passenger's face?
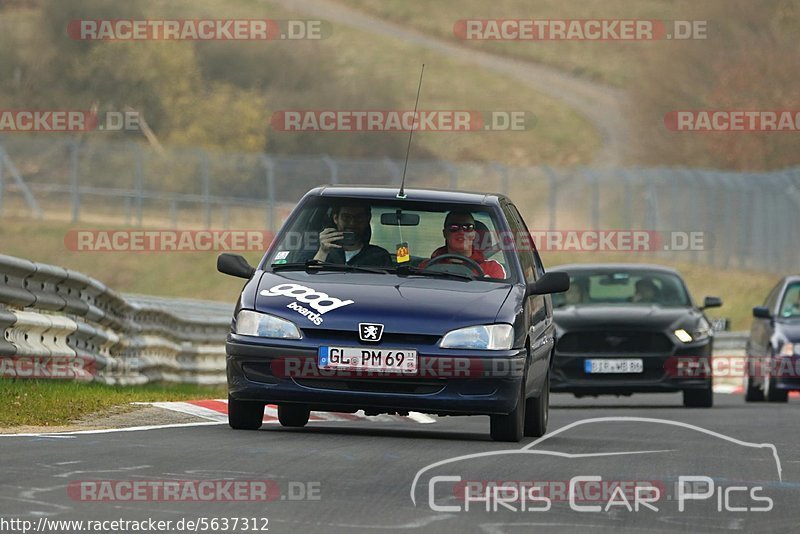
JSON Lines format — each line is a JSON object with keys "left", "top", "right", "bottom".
{"left": 565, "top": 285, "right": 583, "bottom": 304}
{"left": 443, "top": 215, "right": 476, "bottom": 254}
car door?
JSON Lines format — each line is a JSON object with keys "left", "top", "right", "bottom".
{"left": 749, "top": 281, "right": 782, "bottom": 358}
{"left": 502, "top": 201, "right": 552, "bottom": 395}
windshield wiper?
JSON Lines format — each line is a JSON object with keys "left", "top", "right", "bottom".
{"left": 392, "top": 264, "right": 473, "bottom": 281}
{"left": 271, "top": 260, "right": 387, "bottom": 274}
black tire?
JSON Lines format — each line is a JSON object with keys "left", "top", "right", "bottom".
{"left": 524, "top": 372, "right": 549, "bottom": 438}
{"left": 228, "top": 395, "right": 265, "bottom": 430}
{"left": 683, "top": 383, "right": 713, "bottom": 408}
{"left": 765, "top": 373, "right": 789, "bottom": 403}
{"left": 490, "top": 379, "right": 525, "bottom": 442}
{"left": 744, "top": 372, "right": 764, "bottom": 402}
{"left": 278, "top": 404, "right": 310, "bottom": 427}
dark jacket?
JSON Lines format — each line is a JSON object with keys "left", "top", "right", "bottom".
{"left": 326, "top": 244, "right": 393, "bottom": 267}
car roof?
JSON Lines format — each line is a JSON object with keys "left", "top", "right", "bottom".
{"left": 306, "top": 185, "right": 506, "bottom": 206}
{"left": 551, "top": 263, "right": 682, "bottom": 276}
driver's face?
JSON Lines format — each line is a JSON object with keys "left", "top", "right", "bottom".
{"left": 443, "top": 215, "right": 476, "bottom": 255}
{"left": 333, "top": 207, "right": 370, "bottom": 241}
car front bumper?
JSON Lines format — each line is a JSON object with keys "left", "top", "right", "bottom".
{"left": 550, "top": 341, "right": 713, "bottom": 394}
{"left": 226, "top": 335, "right": 527, "bottom": 416}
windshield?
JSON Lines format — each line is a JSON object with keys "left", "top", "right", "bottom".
{"left": 552, "top": 269, "right": 691, "bottom": 308}
{"left": 779, "top": 283, "right": 800, "bottom": 318}
{"left": 262, "top": 197, "right": 514, "bottom": 282}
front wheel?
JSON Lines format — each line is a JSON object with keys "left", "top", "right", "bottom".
{"left": 278, "top": 404, "right": 310, "bottom": 427}
{"left": 490, "top": 380, "right": 525, "bottom": 442}
{"left": 744, "top": 371, "right": 764, "bottom": 402}
{"left": 683, "top": 383, "right": 713, "bottom": 408}
{"left": 524, "top": 372, "right": 549, "bottom": 437}
{"left": 764, "top": 370, "right": 789, "bottom": 403}
{"left": 228, "top": 395, "right": 265, "bottom": 430}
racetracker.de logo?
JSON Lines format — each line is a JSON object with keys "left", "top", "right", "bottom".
{"left": 453, "top": 19, "right": 707, "bottom": 40}
{"left": 67, "top": 19, "right": 329, "bottom": 40}
{"left": 0, "top": 356, "right": 96, "bottom": 379}
{"left": 271, "top": 110, "right": 533, "bottom": 132}
{"left": 664, "top": 110, "right": 800, "bottom": 132}
{"left": 64, "top": 230, "right": 274, "bottom": 252}
{"left": 0, "top": 110, "right": 139, "bottom": 132}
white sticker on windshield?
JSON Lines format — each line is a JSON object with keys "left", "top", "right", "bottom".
{"left": 275, "top": 251, "right": 289, "bottom": 260}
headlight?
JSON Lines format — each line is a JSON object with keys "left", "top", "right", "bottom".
{"left": 673, "top": 329, "right": 693, "bottom": 343}
{"left": 235, "top": 310, "right": 301, "bottom": 339}
{"left": 778, "top": 343, "right": 797, "bottom": 357}
{"left": 674, "top": 319, "right": 713, "bottom": 344}
{"left": 440, "top": 324, "right": 514, "bottom": 350}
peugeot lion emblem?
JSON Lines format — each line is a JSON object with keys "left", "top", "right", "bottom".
{"left": 359, "top": 323, "right": 384, "bottom": 342}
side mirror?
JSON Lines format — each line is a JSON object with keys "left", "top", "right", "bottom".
{"left": 752, "top": 306, "right": 771, "bottom": 320}
{"left": 217, "top": 253, "right": 255, "bottom": 279}
{"left": 527, "top": 272, "right": 570, "bottom": 296}
{"left": 701, "top": 296, "right": 722, "bottom": 310}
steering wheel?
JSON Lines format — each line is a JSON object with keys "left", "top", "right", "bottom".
{"left": 424, "top": 253, "right": 485, "bottom": 278}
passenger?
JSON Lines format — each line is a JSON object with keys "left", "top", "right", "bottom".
{"left": 314, "top": 205, "right": 392, "bottom": 267}
{"left": 420, "top": 210, "right": 506, "bottom": 278}
{"left": 564, "top": 279, "right": 587, "bottom": 305}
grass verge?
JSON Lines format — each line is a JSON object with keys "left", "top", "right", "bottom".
{"left": 0, "top": 380, "right": 226, "bottom": 428}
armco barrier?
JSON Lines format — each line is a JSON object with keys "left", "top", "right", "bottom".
{"left": 0, "top": 254, "right": 231, "bottom": 385}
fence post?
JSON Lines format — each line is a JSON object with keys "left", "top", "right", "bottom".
{"left": 542, "top": 166, "right": 558, "bottom": 230}
{"left": 384, "top": 157, "right": 401, "bottom": 185}
{"left": 322, "top": 155, "right": 338, "bottom": 185}
{"left": 169, "top": 199, "right": 178, "bottom": 228}
{"left": 0, "top": 146, "right": 4, "bottom": 216}
{"left": 490, "top": 162, "right": 508, "bottom": 196}
{"left": 445, "top": 161, "right": 458, "bottom": 190}
{"left": 133, "top": 143, "right": 144, "bottom": 227}
{"left": 584, "top": 169, "right": 600, "bottom": 230}
{"left": 70, "top": 140, "right": 80, "bottom": 223}
{"left": 199, "top": 150, "right": 211, "bottom": 229}
{"left": 621, "top": 169, "right": 633, "bottom": 230}
{"left": 261, "top": 155, "right": 276, "bottom": 232}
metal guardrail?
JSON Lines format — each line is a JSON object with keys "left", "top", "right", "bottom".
{"left": 0, "top": 254, "right": 232, "bottom": 385}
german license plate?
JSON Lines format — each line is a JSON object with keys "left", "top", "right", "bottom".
{"left": 319, "top": 346, "right": 418, "bottom": 373}
{"left": 585, "top": 359, "right": 644, "bottom": 374}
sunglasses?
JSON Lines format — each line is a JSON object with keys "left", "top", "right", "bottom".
{"left": 445, "top": 223, "right": 476, "bottom": 233}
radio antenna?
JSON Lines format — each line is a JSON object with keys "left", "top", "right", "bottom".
{"left": 398, "top": 63, "right": 425, "bottom": 199}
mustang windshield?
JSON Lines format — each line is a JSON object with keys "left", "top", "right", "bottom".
{"left": 553, "top": 269, "right": 691, "bottom": 308}
{"left": 263, "top": 198, "right": 514, "bottom": 281}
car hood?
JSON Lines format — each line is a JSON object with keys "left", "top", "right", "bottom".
{"left": 554, "top": 304, "right": 700, "bottom": 331}
{"left": 251, "top": 272, "right": 513, "bottom": 335}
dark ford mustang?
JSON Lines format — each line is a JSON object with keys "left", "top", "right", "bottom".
{"left": 550, "top": 264, "right": 722, "bottom": 407}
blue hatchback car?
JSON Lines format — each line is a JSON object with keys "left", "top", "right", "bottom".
{"left": 218, "top": 186, "right": 568, "bottom": 441}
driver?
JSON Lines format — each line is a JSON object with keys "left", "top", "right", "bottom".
{"left": 632, "top": 278, "right": 659, "bottom": 303}
{"left": 313, "top": 204, "right": 392, "bottom": 267}
{"left": 420, "top": 210, "right": 506, "bottom": 278}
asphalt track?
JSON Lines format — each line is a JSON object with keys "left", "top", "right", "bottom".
{"left": 1, "top": 393, "right": 798, "bottom": 533}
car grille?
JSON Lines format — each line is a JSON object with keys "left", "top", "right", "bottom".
{"left": 294, "top": 377, "right": 446, "bottom": 395}
{"left": 301, "top": 329, "right": 440, "bottom": 346}
{"left": 557, "top": 331, "right": 674, "bottom": 354}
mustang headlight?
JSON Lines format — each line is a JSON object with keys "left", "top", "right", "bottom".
{"left": 674, "top": 318, "right": 713, "bottom": 344}
{"left": 778, "top": 343, "right": 797, "bottom": 357}
{"left": 235, "top": 310, "right": 301, "bottom": 339}
{"left": 440, "top": 324, "right": 514, "bottom": 350}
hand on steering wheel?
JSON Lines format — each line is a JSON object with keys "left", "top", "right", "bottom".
{"left": 424, "top": 253, "right": 486, "bottom": 277}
